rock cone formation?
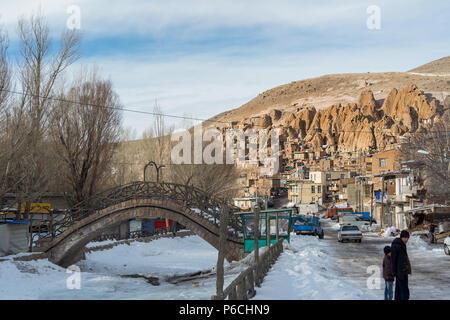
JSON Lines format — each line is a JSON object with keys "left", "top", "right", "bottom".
{"left": 225, "top": 83, "right": 445, "bottom": 153}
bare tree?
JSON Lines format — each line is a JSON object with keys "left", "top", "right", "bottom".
{"left": 402, "top": 118, "right": 450, "bottom": 204}
{"left": 50, "top": 72, "right": 122, "bottom": 205}
{"left": 11, "top": 12, "right": 80, "bottom": 217}
{"left": 0, "top": 27, "right": 29, "bottom": 212}
{"left": 170, "top": 163, "right": 239, "bottom": 199}
{"left": 0, "top": 27, "right": 10, "bottom": 112}
{"left": 0, "top": 26, "right": 11, "bottom": 198}
{"left": 140, "top": 101, "right": 174, "bottom": 181}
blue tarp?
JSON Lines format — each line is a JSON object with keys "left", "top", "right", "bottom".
{"left": 353, "top": 212, "right": 371, "bottom": 219}
{"left": 0, "top": 220, "right": 30, "bottom": 224}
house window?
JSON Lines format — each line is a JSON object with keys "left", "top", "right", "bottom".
{"left": 318, "top": 185, "right": 321, "bottom": 193}
{"left": 311, "top": 185, "right": 315, "bottom": 193}
{"left": 379, "top": 158, "right": 387, "bottom": 168}
{"left": 340, "top": 174, "right": 345, "bottom": 179}
{"left": 326, "top": 173, "right": 331, "bottom": 180}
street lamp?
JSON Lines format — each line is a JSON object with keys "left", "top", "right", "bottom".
{"left": 144, "top": 161, "right": 165, "bottom": 183}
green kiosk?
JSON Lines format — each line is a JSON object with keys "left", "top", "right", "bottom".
{"left": 238, "top": 208, "right": 293, "bottom": 253}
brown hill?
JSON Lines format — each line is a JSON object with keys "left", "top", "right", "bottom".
{"left": 209, "top": 57, "right": 450, "bottom": 128}
{"left": 408, "top": 56, "right": 450, "bottom": 74}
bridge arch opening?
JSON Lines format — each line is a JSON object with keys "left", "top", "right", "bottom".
{"left": 46, "top": 198, "right": 244, "bottom": 268}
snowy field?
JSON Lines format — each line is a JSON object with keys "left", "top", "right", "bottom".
{"left": 0, "top": 235, "right": 245, "bottom": 300}
{"left": 1, "top": 223, "right": 448, "bottom": 300}
{"left": 254, "top": 219, "right": 450, "bottom": 300}
{"left": 253, "top": 235, "right": 378, "bottom": 300}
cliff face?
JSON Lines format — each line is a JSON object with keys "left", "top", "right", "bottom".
{"left": 230, "top": 83, "right": 445, "bottom": 153}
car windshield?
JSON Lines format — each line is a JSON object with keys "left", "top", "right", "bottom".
{"left": 342, "top": 226, "right": 359, "bottom": 231}
{"left": 294, "top": 215, "right": 313, "bottom": 223}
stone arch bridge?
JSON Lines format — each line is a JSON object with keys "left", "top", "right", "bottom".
{"left": 43, "top": 181, "right": 244, "bottom": 267}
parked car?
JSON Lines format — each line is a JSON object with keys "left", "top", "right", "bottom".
{"left": 358, "top": 216, "right": 377, "bottom": 224}
{"left": 444, "top": 236, "right": 450, "bottom": 255}
{"left": 338, "top": 225, "right": 363, "bottom": 243}
{"left": 292, "top": 214, "right": 324, "bottom": 239}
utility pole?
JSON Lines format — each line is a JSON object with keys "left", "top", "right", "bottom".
{"left": 254, "top": 206, "right": 260, "bottom": 266}
{"left": 370, "top": 182, "right": 374, "bottom": 227}
{"left": 380, "top": 176, "right": 385, "bottom": 229}
{"left": 275, "top": 212, "right": 279, "bottom": 242}
{"left": 214, "top": 204, "right": 229, "bottom": 299}
{"left": 255, "top": 174, "right": 258, "bottom": 209}
{"left": 361, "top": 177, "right": 365, "bottom": 213}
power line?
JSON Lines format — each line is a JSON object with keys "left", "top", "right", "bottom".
{"left": 1, "top": 88, "right": 448, "bottom": 134}
{"left": 1, "top": 88, "right": 231, "bottom": 125}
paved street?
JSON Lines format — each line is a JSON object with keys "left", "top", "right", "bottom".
{"left": 320, "top": 219, "right": 450, "bottom": 300}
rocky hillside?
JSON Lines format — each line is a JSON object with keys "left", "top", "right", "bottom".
{"left": 280, "top": 83, "right": 446, "bottom": 153}
{"left": 216, "top": 83, "right": 447, "bottom": 153}
{"left": 207, "top": 57, "right": 450, "bottom": 153}
{"left": 209, "top": 57, "right": 450, "bottom": 127}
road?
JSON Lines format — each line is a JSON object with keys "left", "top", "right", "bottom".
{"left": 320, "top": 219, "right": 450, "bottom": 299}
{"left": 272, "top": 193, "right": 290, "bottom": 209}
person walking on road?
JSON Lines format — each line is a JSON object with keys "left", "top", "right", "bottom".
{"left": 382, "top": 246, "right": 394, "bottom": 300}
{"left": 429, "top": 223, "right": 436, "bottom": 244}
{"left": 390, "top": 230, "right": 411, "bottom": 300}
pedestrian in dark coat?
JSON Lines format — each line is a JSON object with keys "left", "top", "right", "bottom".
{"left": 383, "top": 246, "right": 394, "bottom": 300}
{"left": 390, "top": 230, "right": 411, "bottom": 300}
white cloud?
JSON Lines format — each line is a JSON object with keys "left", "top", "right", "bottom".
{"left": 2, "top": 0, "right": 449, "bottom": 137}
{"left": 1, "top": 1, "right": 364, "bottom": 36}
{"left": 79, "top": 38, "right": 450, "bottom": 137}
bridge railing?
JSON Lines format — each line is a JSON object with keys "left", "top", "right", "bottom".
{"left": 212, "top": 240, "right": 284, "bottom": 300}
{"left": 37, "top": 181, "right": 243, "bottom": 244}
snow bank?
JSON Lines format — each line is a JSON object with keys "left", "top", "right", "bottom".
{"left": 360, "top": 224, "right": 380, "bottom": 233}
{"left": 0, "top": 235, "right": 223, "bottom": 299}
{"left": 86, "top": 239, "right": 119, "bottom": 248}
{"left": 330, "top": 221, "right": 341, "bottom": 230}
{"left": 0, "top": 259, "right": 69, "bottom": 299}
{"left": 383, "top": 226, "right": 398, "bottom": 238}
{"left": 407, "top": 236, "right": 431, "bottom": 251}
{"left": 253, "top": 235, "right": 377, "bottom": 300}
{"left": 79, "top": 235, "right": 220, "bottom": 276}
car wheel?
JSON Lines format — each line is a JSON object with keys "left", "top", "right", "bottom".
{"left": 445, "top": 244, "right": 450, "bottom": 256}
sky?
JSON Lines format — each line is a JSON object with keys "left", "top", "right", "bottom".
{"left": 1, "top": 0, "right": 449, "bottom": 137}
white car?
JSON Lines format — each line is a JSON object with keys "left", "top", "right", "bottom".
{"left": 445, "top": 236, "right": 450, "bottom": 255}
{"left": 338, "top": 225, "right": 363, "bottom": 243}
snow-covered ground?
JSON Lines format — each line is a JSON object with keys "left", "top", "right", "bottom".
{"left": 254, "top": 219, "right": 450, "bottom": 300}
{"left": 1, "top": 221, "right": 448, "bottom": 300}
{"left": 0, "top": 235, "right": 245, "bottom": 300}
{"left": 253, "top": 235, "right": 378, "bottom": 300}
